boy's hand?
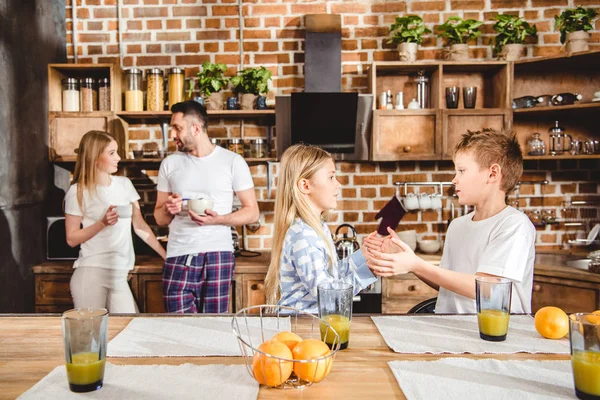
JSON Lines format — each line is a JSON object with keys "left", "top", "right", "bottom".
{"left": 363, "top": 228, "right": 403, "bottom": 254}
{"left": 367, "top": 227, "right": 419, "bottom": 277}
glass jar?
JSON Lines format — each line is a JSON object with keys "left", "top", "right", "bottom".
{"left": 146, "top": 68, "right": 164, "bottom": 112}
{"left": 124, "top": 68, "right": 143, "bottom": 111}
{"left": 80, "top": 78, "right": 97, "bottom": 112}
{"left": 210, "top": 138, "right": 222, "bottom": 147}
{"left": 249, "top": 139, "right": 268, "bottom": 158}
{"left": 61, "top": 78, "right": 80, "bottom": 112}
{"left": 228, "top": 138, "right": 244, "bottom": 156}
{"left": 98, "top": 78, "right": 111, "bottom": 111}
{"left": 413, "top": 70, "right": 429, "bottom": 109}
{"left": 527, "top": 133, "right": 546, "bottom": 156}
{"left": 168, "top": 67, "right": 185, "bottom": 108}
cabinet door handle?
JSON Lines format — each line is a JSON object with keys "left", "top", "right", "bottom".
{"left": 403, "top": 146, "right": 412, "bottom": 153}
{"left": 251, "top": 283, "right": 264, "bottom": 291}
{"left": 533, "top": 284, "right": 541, "bottom": 292}
{"left": 408, "top": 285, "right": 417, "bottom": 292}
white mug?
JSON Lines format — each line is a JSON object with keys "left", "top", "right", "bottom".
{"left": 430, "top": 195, "right": 443, "bottom": 210}
{"left": 418, "top": 193, "right": 432, "bottom": 210}
{"left": 404, "top": 193, "right": 420, "bottom": 211}
{"left": 188, "top": 198, "right": 214, "bottom": 216}
{"left": 115, "top": 204, "right": 132, "bottom": 218}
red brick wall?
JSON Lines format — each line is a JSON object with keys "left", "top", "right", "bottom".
{"left": 66, "top": 0, "right": 600, "bottom": 251}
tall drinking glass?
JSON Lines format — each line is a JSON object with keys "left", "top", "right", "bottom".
{"left": 569, "top": 313, "right": 600, "bottom": 400}
{"left": 317, "top": 282, "right": 353, "bottom": 350}
{"left": 475, "top": 277, "right": 512, "bottom": 341}
{"left": 62, "top": 308, "right": 108, "bottom": 393}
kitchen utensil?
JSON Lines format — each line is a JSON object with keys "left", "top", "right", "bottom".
{"left": 417, "top": 239, "right": 441, "bottom": 254}
{"left": 551, "top": 92, "right": 582, "bottom": 106}
{"left": 188, "top": 198, "right": 214, "bottom": 216}
{"left": 512, "top": 95, "right": 541, "bottom": 109}
{"left": 403, "top": 193, "right": 419, "bottom": 210}
{"left": 475, "top": 277, "right": 512, "bottom": 342}
{"left": 413, "top": 70, "right": 429, "bottom": 108}
{"left": 570, "top": 139, "right": 582, "bottom": 155}
{"left": 569, "top": 313, "right": 600, "bottom": 399}
{"left": 527, "top": 133, "right": 546, "bottom": 156}
{"left": 334, "top": 224, "right": 360, "bottom": 260}
{"left": 463, "top": 87, "right": 477, "bottom": 109}
{"left": 586, "top": 223, "right": 600, "bottom": 246}
{"left": 548, "top": 121, "right": 572, "bottom": 155}
{"left": 445, "top": 87, "right": 459, "bottom": 109}
{"left": 407, "top": 98, "right": 420, "bottom": 109}
{"left": 396, "top": 230, "right": 417, "bottom": 251}
{"left": 395, "top": 91, "right": 404, "bottom": 109}
{"left": 418, "top": 193, "right": 432, "bottom": 210}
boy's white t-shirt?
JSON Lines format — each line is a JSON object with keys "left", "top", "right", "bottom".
{"left": 435, "top": 206, "right": 536, "bottom": 314}
{"left": 156, "top": 146, "right": 254, "bottom": 258}
{"left": 64, "top": 176, "right": 140, "bottom": 270}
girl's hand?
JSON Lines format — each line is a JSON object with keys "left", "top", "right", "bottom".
{"left": 101, "top": 205, "right": 118, "bottom": 227}
{"left": 367, "top": 227, "right": 419, "bottom": 277}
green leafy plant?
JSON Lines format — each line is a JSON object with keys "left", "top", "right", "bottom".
{"left": 554, "top": 6, "right": 598, "bottom": 44}
{"left": 492, "top": 14, "right": 537, "bottom": 55}
{"left": 195, "top": 61, "right": 229, "bottom": 97}
{"left": 437, "top": 16, "right": 482, "bottom": 45}
{"left": 387, "top": 15, "right": 432, "bottom": 45}
{"left": 230, "top": 66, "right": 272, "bottom": 95}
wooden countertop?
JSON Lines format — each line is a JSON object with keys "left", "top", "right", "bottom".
{"left": 33, "top": 251, "right": 600, "bottom": 284}
{"left": 0, "top": 315, "right": 569, "bottom": 400}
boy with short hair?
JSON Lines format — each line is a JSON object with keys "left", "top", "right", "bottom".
{"left": 366, "top": 129, "right": 536, "bottom": 313}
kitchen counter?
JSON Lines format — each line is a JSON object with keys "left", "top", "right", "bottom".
{"left": 0, "top": 314, "right": 570, "bottom": 400}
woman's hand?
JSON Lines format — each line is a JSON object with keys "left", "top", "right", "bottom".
{"left": 101, "top": 205, "right": 118, "bottom": 227}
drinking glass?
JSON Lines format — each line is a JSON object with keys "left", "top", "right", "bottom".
{"left": 475, "top": 277, "right": 512, "bottom": 341}
{"left": 463, "top": 87, "right": 477, "bottom": 109}
{"left": 62, "top": 308, "right": 108, "bottom": 393}
{"left": 445, "top": 87, "right": 459, "bottom": 109}
{"left": 569, "top": 313, "right": 600, "bottom": 400}
{"left": 317, "top": 282, "right": 353, "bottom": 350}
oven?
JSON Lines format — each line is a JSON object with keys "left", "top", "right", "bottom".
{"left": 353, "top": 277, "right": 382, "bottom": 314}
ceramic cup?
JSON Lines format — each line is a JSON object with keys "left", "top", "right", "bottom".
{"left": 188, "top": 198, "right": 214, "bottom": 216}
{"left": 463, "top": 87, "right": 477, "bottom": 109}
{"left": 115, "top": 204, "right": 132, "bottom": 218}
{"left": 418, "top": 193, "right": 432, "bottom": 210}
{"left": 445, "top": 87, "right": 459, "bottom": 109}
{"left": 430, "top": 195, "right": 443, "bottom": 210}
{"left": 396, "top": 230, "right": 417, "bottom": 251}
{"left": 404, "top": 193, "right": 420, "bottom": 211}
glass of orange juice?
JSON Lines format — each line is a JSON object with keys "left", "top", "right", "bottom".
{"left": 62, "top": 308, "right": 108, "bottom": 392}
{"left": 569, "top": 313, "right": 600, "bottom": 400}
{"left": 317, "top": 282, "right": 352, "bottom": 350}
{"left": 475, "top": 277, "right": 512, "bottom": 342}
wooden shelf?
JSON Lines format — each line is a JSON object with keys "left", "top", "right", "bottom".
{"left": 523, "top": 154, "right": 600, "bottom": 160}
{"left": 48, "top": 111, "right": 114, "bottom": 118}
{"left": 514, "top": 102, "right": 600, "bottom": 113}
{"left": 117, "top": 109, "right": 275, "bottom": 124}
{"left": 53, "top": 156, "right": 276, "bottom": 164}
{"left": 374, "top": 109, "right": 437, "bottom": 116}
{"left": 444, "top": 108, "right": 511, "bottom": 115}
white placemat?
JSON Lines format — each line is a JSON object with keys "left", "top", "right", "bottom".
{"left": 18, "top": 363, "right": 259, "bottom": 400}
{"left": 108, "top": 317, "right": 290, "bottom": 357}
{"left": 389, "top": 358, "right": 573, "bottom": 400}
{"left": 372, "top": 315, "right": 569, "bottom": 354}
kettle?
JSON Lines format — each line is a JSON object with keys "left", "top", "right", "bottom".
{"left": 334, "top": 224, "right": 360, "bottom": 259}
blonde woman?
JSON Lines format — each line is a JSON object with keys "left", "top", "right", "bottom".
{"left": 264, "top": 144, "right": 381, "bottom": 313}
{"left": 65, "top": 130, "right": 166, "bottom": 312}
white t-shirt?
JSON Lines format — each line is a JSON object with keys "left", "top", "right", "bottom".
{"left": 435, "top": 206, "right": 536, "bottom": 314}
{"left": 157, "top": 146, "right": 254, "bottom": 257}
{"left": 64, "top": 176, "right": 141, "bottom": 270}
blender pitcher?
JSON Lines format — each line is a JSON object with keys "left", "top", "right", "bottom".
{"left": 548, "top": 121, "right": 572, "bottom": 155}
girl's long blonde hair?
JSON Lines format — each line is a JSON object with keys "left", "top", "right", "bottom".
{"left": 72, "top": 130, "right": 116, "bottom": 210}
{"left": 264, "top": 144, "right": 338, "bottom": 305}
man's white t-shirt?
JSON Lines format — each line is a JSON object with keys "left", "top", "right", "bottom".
{"left": 157, "top": 146, "right": 254, "bottom": 258}
{"left": 435, "top": 206, "right": 536, "bottom": 314}
{"left": 64, "top": 176, "right": 141, "bottom": 270}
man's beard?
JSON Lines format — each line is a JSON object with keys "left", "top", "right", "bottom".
{"left": 177, "top": 131, "right": 196, "bottom": 152}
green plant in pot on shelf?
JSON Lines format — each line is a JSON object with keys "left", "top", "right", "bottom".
{"left": 555, "top": 6, "right": 598, "bottom": 53}
{"left": 437, "top": 16, "right": 482, "bottom": 60}
{"left": 492, "top": 14, "right": 537, "bottom": 61}
{"left": 387, "top": 15, "right": 431, "bottom": 62}
{"left": 195, "top": 61, "right": 229, "bottom": 110}
{"left": 230, "top": 66, "right": 272, "bottom": 110}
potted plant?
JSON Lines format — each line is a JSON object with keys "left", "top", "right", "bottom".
{"left": 230, "top": 66, "right": 272, "bottom": 110}
{"left": 492, "top": 14, "right": 537, "bottom": 61}
{"left": 555, "top": 6, "right": 598, "bottom": 53}
{"left": 437, "top": 16, "right": 483, "bottom": 60}
{"left": 387, "top": 15, "right": 431, "bottom": 62}
{"left": 196, "top": 61, "right": 229, "bottom": 110}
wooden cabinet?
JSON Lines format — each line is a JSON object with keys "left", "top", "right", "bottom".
{"left": 382, "top": 274, "right": 439, "bottom": 314}
{"left": 234, "top": 273, "right": 267, "bottom": 314}
{"left": 442, "top": 109, "right": 511, "bottom": 157}
{"left": 531, "top": 276, "right": 599, "bottom": 314}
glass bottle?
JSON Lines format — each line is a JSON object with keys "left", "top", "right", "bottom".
{"left": 168, "top": 67, "right": 185, "bottom": 108}
{"left": 527, "top": 133, "right": 546, "bottom": 156}
{"left": 124, "top": 68, "right": 143, "bottom": 111}
{"left": 512, "top": 96, "right": 542, "bottom": 109}
{"left": 80, "top": 78, "right": 97, "bottom": 112}
{"left": 228, "top": 138, "right": 244, "bottom": 156}
{"left": 146, "top": 68, "right": 164, "bottom": 112}
{"left": 98, "top": 78, "right": 111, "bottom": 111}
{"left": 551, "top": 92, "right": 583, "bottom": 106}
{"left": 413, "top": 70, "right": 429, "bottom": 109}
{"left": 61, "top": 78, "right": 80, "bottom": 112}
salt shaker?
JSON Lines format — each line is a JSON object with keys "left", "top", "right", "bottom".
{"left": 395, "top": 92, "right": 404, "bottom": 109}
{"left": 386, "top": 90, "right": 393, "bottom": 110}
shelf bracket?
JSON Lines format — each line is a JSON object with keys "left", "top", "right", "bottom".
{"left": 161, "top": 122, "right": 169, "bottom": 153}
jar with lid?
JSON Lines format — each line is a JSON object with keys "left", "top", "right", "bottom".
{"left": 210, "top": 138, "right": 222, "bottom": 147}
{"left": 61, "top": 78, "right": 80, "bottom": 112}
{"left": 228, "top": 138, "right": 244, "bottom": 156}
{"left": 413, "top": 70, "right": 429, "bottom": 109}
{"left": 168, "top": 67, "right": 185, "bottom": 108}
{"left": 80, "top": 78, "right": 98, "bottom": 112}
{"left": 248, "top": 139, "right": 268, "bottom": 158}
{"left": 548, "top": 120, "right": 572, "bottom": 155}
{"left": 527, "top": 133, "right": 546, "bottom": 156}
{"left": 124, "top": 68, "right": 143, "bottom": 111}
{"left": 146, "top": 68, "right": 165, "bottom": 112}
{"left": 98, "top": 78, "right": 111, "bottom": 111}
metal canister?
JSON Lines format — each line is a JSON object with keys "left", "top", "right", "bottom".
{"left": 395, "top": 92, "right": 404, "bottom": 109}
{"left": 379, "top": 92, "right": 388, "bottom": 110}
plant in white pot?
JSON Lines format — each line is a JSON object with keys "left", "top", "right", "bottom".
{"left": 437, "top": 16, "right": 482, "bottom": 61}
{"left": 230, "top": 66, "right": 272, "bottom": 110}
{"left": 492, "top": 14, "right": 537, "bottom": 61}
{"left": 196, "top": 61, "right": 229, "bottom": 110}
{"left": 555, "top": 6, "right": 598, "bottom": 53}
{"left": 387, "top": 15, "right": 431, "bottom": 62}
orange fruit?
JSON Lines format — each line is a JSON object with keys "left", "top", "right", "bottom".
{"left": 292, "top": 339, "right": 333, "bottom": 383}
{"left": 586, "top": 310, "right": 600, "bottom": 325}
{"left": 271, "top": 331, "right": 303, "bottom": 352}
{"left": 251, "top": 339, "right": 293, "bottom": 386}
{"left": 534, "top": 306, "right": 569, "bottom": 339}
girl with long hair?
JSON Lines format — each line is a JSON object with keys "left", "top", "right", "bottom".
{"left": 264, "top": 144, "right": 381, "bottom": 313}
{"left": 65, "top": 130, "right": 166, "bottom": 312}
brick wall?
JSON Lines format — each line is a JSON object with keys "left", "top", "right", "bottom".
{"left": 66, "top": 0, "right": 600, "bottom": 251}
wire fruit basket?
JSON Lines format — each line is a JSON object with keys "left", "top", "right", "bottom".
{"left": 231, "top": 305, "right": 341, "bottom": 389}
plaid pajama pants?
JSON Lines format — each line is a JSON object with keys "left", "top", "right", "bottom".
{"left": 162, "top": 251, "right": 235, "bottom": 313}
